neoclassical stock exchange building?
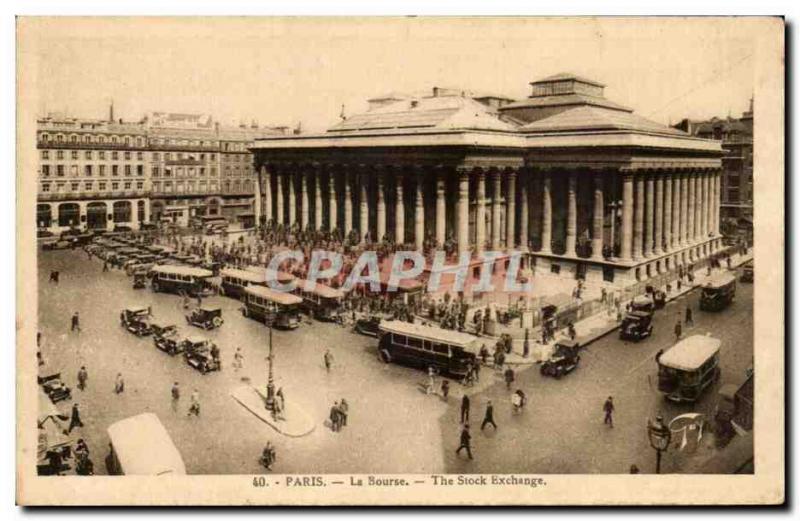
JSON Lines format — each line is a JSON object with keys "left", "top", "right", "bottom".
{"left": 250, "top": 74, "right": 724, "bottom": 288}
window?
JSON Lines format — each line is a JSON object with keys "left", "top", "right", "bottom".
{"left": 84, "top": 165, "right": 93, "bottom": 176}
{"left": 99, "top": 165, "right": 106, "bottom": 176}
{"left": 98, "top": 136, "right": 105, "bottom": 144}
{"left": 99, "top": 181, "right": 107, "bottom": 191}
{"left": 41, "top": 150, "right": 49, "bottom": 160}
{"left": 136, "top": 165, "right": 143, "bottom": 176}
{"left": 152, "top": 182, "right": 161, "bottom": 192}
{"left": 211, "top": 167, "right": 217, "bottom": 177}
{"left": 56, "top": 135, "right": 64, "bottom": 143}
{"left": 165, "top": 152, "right": 171, "bottom": 160}
{"left": 70, "top": 182, "right": 79, "bottom": 191}
{"left": 210, "top": 154, "right": 216, "bottom": 161}
{"left": 124, "top": 137, "right": 130, "bottom": 146}
{"left": 99, "top": 151, "right": 105, "bottom": 160}
{"left": 152, "top": 167, "right": 160, "bottom": 177}
{"left": 56, "top": 150, "right": 64, "bottom": 160}
{"left": 124, "top": 151, "right": 131, "bottom": 160}
{"left": 111, "top": 181, "right": 119, "bottom": 190}
{"left": 84, "top": 181, "right": 93, "bottom": 191}
{"left": 56, "top": 165, "right": 64, "bottom": 177}
{"left": 85, "top": 150, "right": 92, "bottom": 160}
{"left": 136, "top": 181, "right": 144, "bottom": 190}
{"left": 137, "top": 152, "right": 143, "bottom": 160}
{"left": 42, "top": 165, "right": 50, "bottom": 177}
{"left": 200, "top": 167, "right": 206, "bottom": 176}
{"left": 153, "top": 152, "right": 160, "bottom": 161}
{"left": 112, "top": 165, "right": 119, "bottom": 176}
{"left": 124, "top": 181, "right": 132, "bottom": 190}
{"left": 70, "top": 165, "right": 78, "bottom": 176}
{"left": 70, "top": 135, "right": 77, "bottom": 143}
{"left": 112, "top": 151, "right": 118, "bottom": 160}
{"left": 84, "top": 135, "right": 91, "bottom": 144}
{"left": 551, "top": 263, "right": 561, "bottom": 274}
{"left": 71, "top": 151, "right": 78, "bottom": 160}
{"left": 124, "top": 165, "right": 131, "bottom": 176}
{"left": 41, "top": 183, "right": 50, "bottom": 192}
{"left": 200, "top": 154, "right": 205, "bottom": 161}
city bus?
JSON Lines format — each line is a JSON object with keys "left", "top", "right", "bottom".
{"left": 657, "top": 335, "right": 721, "bottom": 402}
{"left": 106, "top": 413, "right": 186, "bottom": 475}
{"left": 242, "top": 285, "right": 303, "bottom": 330}
{"left": 150, "top": 265, "right": 214, "bottom": 297}
{"left": 295, "top": 280, "right": 345, "bottom": 321}
{"left": 377, "top": 320, "right": 480, "bottom": 377}
{"left": 699, "top": 272, "right": 736, "bottom": 311}
{"left": 221, "top": 267, "right": 296, "bottom": 300}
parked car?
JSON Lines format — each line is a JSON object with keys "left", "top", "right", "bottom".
{"left": 354, "top": 315, "right": 383, "bottom": 337}
{"left": 183, "top": 336, "right": 221, "bottom": 374}
{"left": 152, "top": 322, "right": 181, "bottom": 355}
{"left": 185, "top": 306, "right": 224, "bottom": 330}
{"left": 119, "top": 306, "right": 153, "bottom": 336}
{"left": 619, "top": 311, "right": 654, "bottom": 341}
{"left": 38, "top": 373, "right": 72, "bottom": 403}
{"left": 540, "top": 340, "right": 581, "bottom": 378}
{"left": 740, "top": 262, "right": 754, "bottom": 283}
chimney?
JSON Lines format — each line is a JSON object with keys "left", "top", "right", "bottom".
{"left": 432, "top": 87, "right": 440, "bottom": 98}
{"left": 109, "top": 100, "right": 114, "bottom": 123}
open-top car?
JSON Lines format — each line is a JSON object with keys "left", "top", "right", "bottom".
{"left": 619, "top": 310, "right": 654, "bottom": 341}
{"left": 354, "top": 314, "right": 383, "bottom": 337}
{"left": 182, "top": 336, "right": 221, "bottom": 374}
{"left": 152, "top": 322, "right": 181, "bottom": 355}
{"left": 38, "top": 373, "right": 72, "bottom": 403}
{"left": 185, "top": 306, "right": 224, "bottom": 330}
{"left": 119, "top": 306, "right": 153, "bottom": 336}
{"left": 540, "top": 339, "right": 581, "bottom": 378}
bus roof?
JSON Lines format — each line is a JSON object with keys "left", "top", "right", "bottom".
{"left": 243, "top": 265, "right": 295, "bottom": 283}
{"left": 221, "top": 268, "right": 268, "bottom": 283}
{"left": 704, "top": 272, "right": 737, "bottom": 289}
{"left": 152, "top": 264, "right": 213, "bottom": 278}
{"left": 660, "top": 335, "right": 721, "bottom": 372}
{"left": 299, "top": 280, "right": 345, "bottom": 299}
{"left": 379, "top": 320, "right": 481, "bottom": 351}
{"left": 245, "top": 285, "right": 303, "bottom": 305}
{"left": 106, "top": 413, "right": 186, "bottom": 475}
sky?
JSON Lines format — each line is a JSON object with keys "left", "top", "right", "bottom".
{"left": 22, "top": 17, "right": 758, "bottom": 132}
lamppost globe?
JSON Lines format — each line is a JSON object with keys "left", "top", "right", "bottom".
{"left": 647, "top": 415, "right": 672, "bottom": 473}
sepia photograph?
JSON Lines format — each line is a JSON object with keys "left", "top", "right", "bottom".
{"left": 14, "top": 15, "right": 784, "bottom": 506}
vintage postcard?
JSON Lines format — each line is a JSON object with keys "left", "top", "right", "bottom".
{"left": 16, "top": 16, "right": 784, "bottom": 505}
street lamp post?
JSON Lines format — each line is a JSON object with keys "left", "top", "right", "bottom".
{"left": 265, "top": 324, "right": 275, "bottom": 411}
{"left": 647, "top": 415, "right": 672, "bottom": 474}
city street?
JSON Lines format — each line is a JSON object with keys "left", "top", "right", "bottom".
{"left": 37, "top": 249, "right": 752, "bottom": 475}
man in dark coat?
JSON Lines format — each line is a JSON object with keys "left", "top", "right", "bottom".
{"left": 685, "top": 306, "right": 694, "bottom": 326}
{"left": 481, "top": 400, "right": 497, "bottom": 431}
{"left": 71, "top": 312, "right": 81, "bottom": 332}
{"left": 460, "top": 394, "right": 470, "bottom": 424}
{"left": 674, "top": 320, "right": 683, "bottom": 341}
{"left": 455, "top": 424, "right": 473, "bottom": 460}
{"left": 603, "top": 396, "right": 615, "bottom": 427}
{"left": 67, "top": 403, "right": 83, "bottom": 434}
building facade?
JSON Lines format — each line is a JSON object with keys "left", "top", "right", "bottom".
{"left": 251, "top": 74, "right": 725, "bottom": 288}
{"left": 675, "top": 99, "right": 754, "bottom": 225}
{"left": 36, "top": 108, "right": 285, "bottom": 233}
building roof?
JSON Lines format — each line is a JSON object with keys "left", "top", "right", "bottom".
{"left": 328, "top": 95, "right": 519, "bottom": 134}
{"left": 520, "top": 105, "right": 689, "bottom": 136}
{"left": 659, "top": 335, "right": 721, "bottom": 371}
{"left": 500, "top": 93, "right": 632, "bottom": 112}
{"left": 531, "top": 73, "right": 606, "bottom": 87}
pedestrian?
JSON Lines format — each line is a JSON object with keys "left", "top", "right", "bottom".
{"left": 504, "top": 366, "right": 515, "bottom": 389}
{"left": 233, "top": 347, "right": 244, "bottom": 371}
{"left": 71, "top": 311, "right": 81, "bottom": 332}
{"left": 479, "top": 344, "right": 489, "bottom": 365}
{"left": 77, "top": 366, "right": 88, "bottom": 391}
{"left": 114, "top": 373, "right": 125, "bottom": 394}
{"left": 171, "top": 381, "right": 180, "bottom": 410}
{"left": 523, "top": 329, "right": 530, "bottom": 358}
{"left": 460, "top": 394, "right": 470, "bottom": 424}
{"left": 603, "top": 396, "right": 614, "bottom": 427}
{"left": 260, "top": 441, "right": 276, "bottom": 471}
{"left": 601, "top": 287, "right": 607, "bottom": 304}
{"left": 339, "top": 398, "right": 349, "bottom": 427}
{"left": 455, "top": 424, "right": 473, "bottom": 460}
{"left": 629, "top": 464, "right": 640, "bottom": 474}
{"left": 102, "top": 261, "right": 108, "bottom": 272}
{"left": 66, "top": 403, "right": 83, "bottom": 434}
{"left": 441, "top": 380, "right": 450, "bottom": 401}
{"left": 685, "top": 306, "right": 694, "bottom": 327}
{"left": 187, "top": 389, "right": 200, "bottom": 417}
{"left": 427, "top": 366, "right": 436, "bottom": 395}
{"left": 481, "top": 400, "right": 497, "bottom": 431}
{"left": 329, "top": 401, "right": 341, "bottom": 432}
{"left": 674, "top": 320, "right": 682, "bottom": 341}
{"left": 324, "top": 349, "right": 334, "bottom": 372}
{"left": 36, "top": 351, "right": 44, "bottom": 367}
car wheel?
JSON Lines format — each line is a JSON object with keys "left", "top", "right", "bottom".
{"left": 378, "top": 349, "right": 391, "bottom": 363}
{"left": 212, "top": 317, "right": 223, "bottom": 328}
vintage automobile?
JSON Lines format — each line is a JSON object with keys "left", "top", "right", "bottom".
{"left": 119, "top": 306, "right": 153, "bottom": 336}
{"left": 183, "top": 336, "right": 221, "bottom": 374}
{"left": 540, "top": 339, "right": 581, "bottom": 378}
{"left": 38, "top": 373, "right": 72, "bottom": 403}
{"left": 185, "top": 306, "right": 224, "bottom": 330}
{"left": 619, "top": 310, "right": 654, "bottom": 341}
{"left": 152, "top": 322, "right": 181, "bottom": 355}
{"left": 740, "top": 262, "right": 754, "bottom": 283}
{"left": 630, "top": 295, "right": 656, "bottom": 315}
{"left": 42, "top": 239, "right": 74, "bottom": 251}
{"left": 354, "top": 315, "right": 383, "bottom": 337}
{"left": 132, "top": 270, "right": 148, "bottom": 290}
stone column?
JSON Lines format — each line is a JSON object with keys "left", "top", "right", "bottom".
{"left": 696, "top": 171, "right": 704, "bottom": 240}
{"left": 664, "top": 173, "right": 673, "bottom": 252}
{"left": 288, "top": 173, "right": 297, "bottom": 225}
{"left": 476, "top": 171, "right": 486, "bottom": 254}
{"left": 633, "top": 174, "right": 645, "bottom": 261}
{"left": 644, "top": 174, "right": 654, "bottom": 258}
{"left": 704, "top": 171, "right": 712, "bottom": 238}
{"left": 435, "top": 173, "right": 445, "bottom": 247}
{"left": 505, "top": 170, "right": 516, "bottom": 249}
{"left": 540, "top": 172, "right": 552, "bottom": 254}
{"left": 620, "top": 173, "right": 634, "bottom": 262}
{"left": 395, "top": 173, "right": 405, "bottom": 244}
{"left": 314, "top": 171, "right": 322, "bottom": 230}
{"left": 565, "top": 173, "right": 577, "bottom": 255}
{"left": 254, "top": 166, "right": 263, "bottom": 226}
{"left": 343, "top": 172, "right": 353, "bottom": 237}
{"left": 591, "top": 172, "right": 604, "bottom": 260}
{"left": 681, "top": 172, "right": 690, "bottom": 245}
{"left": 687, "top": 171, "right": 696, "bottom": 242}
{"left": 276, "top": 172, "right": 284, "bottom": 225}
{"left": 457, "top": 170, "right": 470, "bottom": 257}
{"left": 518, "top": 173, "right": 529, "bottom": 251}
{"left": 359, "top": 172, "right": 368, "bottom": 243}
{"left": 491, "top": 171, "right": 502, "bottom": 250}
{"left": 300, "top": 170, "right": 309, "bottom": 229}
{"left": 264, "top": 168, "right": 273, "bottom": 224}
{"left": 328, "top": 172, "right": 337, "bottom": 231}
{"left": 377, "top": 173, "right": 387, "bottom": 242}
{"left": 714, "top": 170, "right": 721, "bottom": 235}
{"left": 414, "top": 173, "right": 424, "bottom": 252}
{"left": 654, "top": 174, "right": 664, "bottom": 255}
